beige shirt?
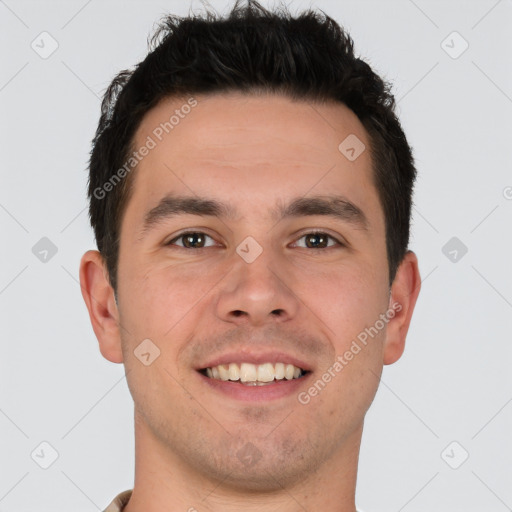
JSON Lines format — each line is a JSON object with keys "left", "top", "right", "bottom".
{"left": 103, "top": 489, "right": 132, "bottom": 512}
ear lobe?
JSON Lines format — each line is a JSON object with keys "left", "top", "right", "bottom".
{"left": 383, "top": 251, "right": 421, "bottom": 365}
{"left": 79, "top": 250, "right": 124, "bottom": 363}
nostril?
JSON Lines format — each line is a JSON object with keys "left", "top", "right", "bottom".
{"left": 232, "top": 310, "right": 245, "bottom": 317}
{"left": 271, "top": 309, "right": 284, "bottom": 315}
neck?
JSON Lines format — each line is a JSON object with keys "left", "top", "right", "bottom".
{"left": 124, "top": 410, "right": 362, "bottom": 512}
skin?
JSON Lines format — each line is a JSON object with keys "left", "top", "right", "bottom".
{"left": 80, "top": 92, "right": 421, "bottom": 512}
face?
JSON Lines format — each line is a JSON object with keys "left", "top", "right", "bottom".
{"left": 88, "top": 92, "right": 416, "bottom": 491}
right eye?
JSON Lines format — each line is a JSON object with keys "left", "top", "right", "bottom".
{"left": 166, "top": 232, "right": 217, "bottom": 249}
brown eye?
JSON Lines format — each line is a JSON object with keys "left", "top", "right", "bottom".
{"left": 305, "top": 233, "right": 328, "bottom": 248}
{"left": 182, "top": 233, "right": 205, "bottom": 248}
{"left": 168, "top": 232, "right": 215, "bottom": 248}
{"left": 294, "top": 232, "right": 340, "bottom": 249}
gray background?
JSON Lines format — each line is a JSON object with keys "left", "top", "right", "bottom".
{"left": 1, "top": 0, "right": 511, "bottom": 510}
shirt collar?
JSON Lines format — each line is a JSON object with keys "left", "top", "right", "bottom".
{"left": 103, "top": 489, "right": 132, "bottom": 512}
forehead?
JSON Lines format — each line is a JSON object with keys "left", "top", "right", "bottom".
{"left": 127, "top": 92, "right": 382, "bottom": 225}
{"left": 135, "top": 92, "right": 368, "bottom": 162}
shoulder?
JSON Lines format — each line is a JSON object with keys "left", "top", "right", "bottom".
{"left": 103, "top": 489, "right": 133, "bottom": 512}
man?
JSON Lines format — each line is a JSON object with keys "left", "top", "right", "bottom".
{"left": 79, "top": 1, "right": 421, "bottom": 511}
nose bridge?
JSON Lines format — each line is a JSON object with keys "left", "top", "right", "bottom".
{"left": 215, "top": 239, "right": 299, "bottom": 324}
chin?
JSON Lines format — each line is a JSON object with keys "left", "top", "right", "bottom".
{"left": 190, "top": 433, "right": 323, "bottom": 493}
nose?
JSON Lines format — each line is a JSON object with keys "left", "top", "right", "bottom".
{"left": 215, "top": 250, "right": 300, "bottom": 326}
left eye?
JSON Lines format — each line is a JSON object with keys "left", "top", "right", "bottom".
{"left": 167, "top": 232, "right": 217, "bottom": 248}
{"left": 293, "top": 232, "right": 340, "bottom": 249}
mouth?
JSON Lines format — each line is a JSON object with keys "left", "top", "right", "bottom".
{"left": 199, "top": 362, "right": 309, "bottom": 386}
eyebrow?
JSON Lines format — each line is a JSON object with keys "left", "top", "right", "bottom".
{"left": 139, "top": 193, "right": 368, "bottom": 239}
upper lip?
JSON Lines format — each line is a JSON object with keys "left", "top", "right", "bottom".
{"left": 197, "top": 350, "right": 312, "bottom": 372}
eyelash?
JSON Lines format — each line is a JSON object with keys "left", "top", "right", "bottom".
{"left": 166, "top": 230, "right": 344, "bottom": 249}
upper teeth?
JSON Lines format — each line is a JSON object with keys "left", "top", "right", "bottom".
{"left": 205, "top": 362, "right": 303, "bottom": 382}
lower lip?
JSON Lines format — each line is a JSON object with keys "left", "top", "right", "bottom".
{"left": 197, "top": 372, "right": 311, "bottom": 401}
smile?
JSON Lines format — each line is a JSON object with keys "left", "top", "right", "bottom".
{"left": 200, "top": 362, "right": 307, "bottom": 386}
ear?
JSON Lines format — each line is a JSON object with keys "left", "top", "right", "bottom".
{"left": 79, "top": 250, "right": 123, "bottom": 363}
{"left": 383, "top": 250, "right": 421, "bottom": 365}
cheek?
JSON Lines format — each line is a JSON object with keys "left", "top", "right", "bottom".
{"left": 118, "top": 259, "right": 225, "bottom": 347}
{"left": 302, "top": 261, "right": 388, "bottom": 342}
{"left": 303, "top": 262, "right": 388, "bottom": 411}
{"left": 117, "top": 265, "right": 210, "bottom": 413}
